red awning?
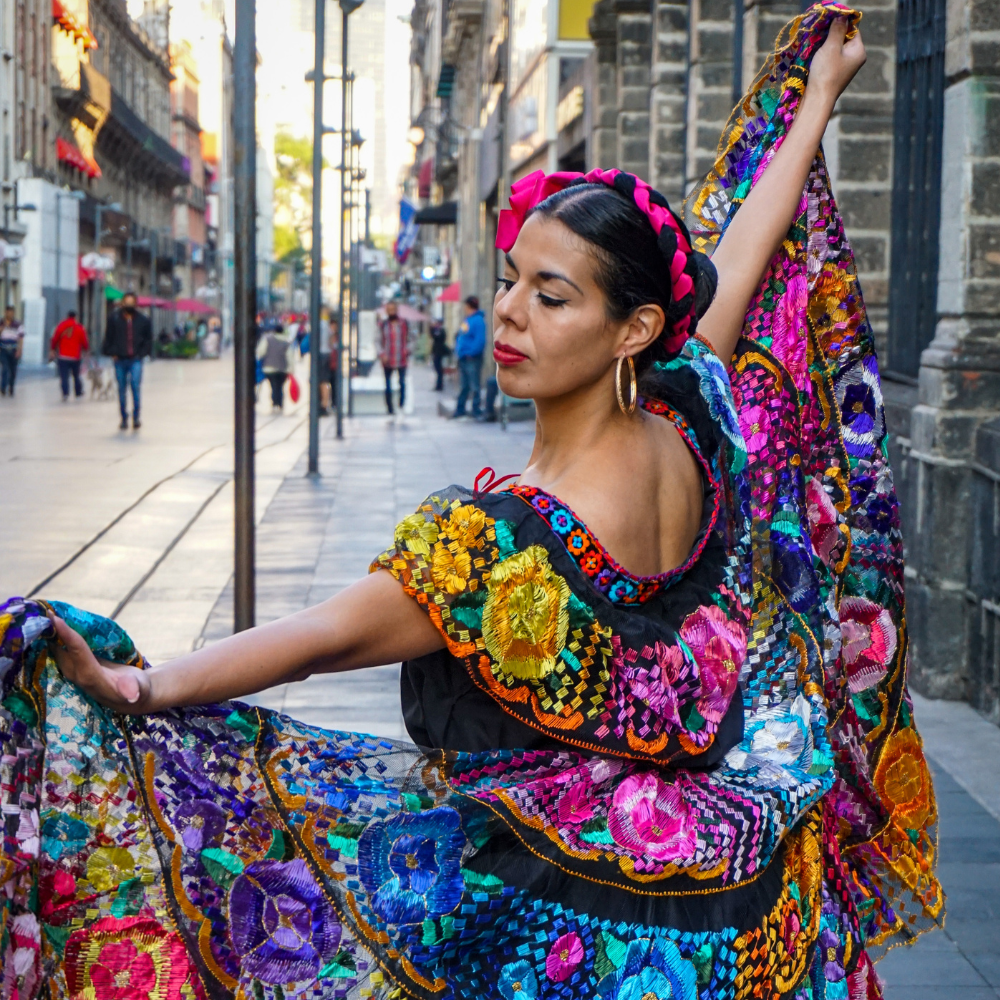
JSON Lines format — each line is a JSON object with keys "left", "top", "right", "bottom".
{"left": 52, "top": 0, "right": 97, "bottom": 48}
{"left": 136, "top": 296, "right": 173, "bottom": 308}
{"left": 56, "top": 135, "right": 101, "bottom": 178}
{"left": 417, "top": 158, "right": 434, "bottom": 199}
{"left": 174, "top": 298, "right": 217, "bottom": 314}
{"left": 437, "top": 281, "right": 461, "bottom": 302}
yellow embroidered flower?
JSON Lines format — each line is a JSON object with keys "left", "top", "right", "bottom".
{"left": 431, "top": 545, "right": 473, "bottom": 595}
{"left": 395, "top": 512, "right": 439, "bottom": 556}
{"left": 482, "top": 545, "right": 570, "bottom": 679}
{"left": 874, "top": 727, "right": 934, "bottom": 830}
{"left": 439, "top": 503, "right": 488, "bottom": 549}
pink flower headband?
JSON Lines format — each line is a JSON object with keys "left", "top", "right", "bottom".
{"left": 496, "top": 168, "right": 700, "bottom": 356}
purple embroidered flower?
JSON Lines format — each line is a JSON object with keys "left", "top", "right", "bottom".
{"left": 174, "top": 799, "right": 227, "bottom": 853}
{"left": 866, "top": 495, "right": 895, "bottom": 534}
{"left": 358, "top": 807, "right": 465, "bottom": 924}
{"left": 229, "top": 858, "right": 341, "bottom": 984}
{"left": 531, "top": 494, "right": 554, "bottom": 514}
{"left": 738, "top": 404, "right": 771, "bottom": 454}
{"left": 545, "top": 932, "right": 584, "bottom": 982}
{"left": 818, "top": 925, "right": 846, "bottom": 982}
{"left": 841, "top": 383, "right": 876, "bottom": 436}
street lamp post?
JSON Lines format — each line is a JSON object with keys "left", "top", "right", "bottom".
{"left": 308, "top": 0, "right": 328, "bottom": 475}
{"left": 336, "top": 0, "right": 364, "bottom": 440}
{"left": 233, "top": 0, "right": 258, "bottom": 632}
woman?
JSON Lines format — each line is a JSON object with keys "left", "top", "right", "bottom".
{"left": 1, "top": 7, "right": 940, "bottom": 999}
{"left": 256, "top": 322, "right": 294, "bottom": 411}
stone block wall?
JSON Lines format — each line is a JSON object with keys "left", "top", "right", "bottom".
{"left": 650, "top": 0, "right": 690, "bottom": 202}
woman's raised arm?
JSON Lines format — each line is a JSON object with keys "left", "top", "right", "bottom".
{"left": 48, "top": 570, "right": 445, "bottom": 714}
{"left": 698, "top": 18, "right": 866, "bottom": 365}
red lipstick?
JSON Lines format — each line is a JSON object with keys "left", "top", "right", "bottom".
{"left": 493, "top": 342, "right": 528, "bottom": 366}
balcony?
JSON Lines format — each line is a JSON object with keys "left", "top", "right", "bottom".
{"left": 97, "top": 89, "right": 190, "bottom": 191}
{"left": 54, "top": 62, "right": 111, "bottom": 133}
{"left": 441, "top": 0, "right": 483, "bottom": 63}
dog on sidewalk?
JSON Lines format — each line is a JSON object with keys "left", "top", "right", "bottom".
{"left": 87, "top": 362, "right": 115, "bottom": 401}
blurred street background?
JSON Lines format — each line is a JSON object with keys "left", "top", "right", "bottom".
{"left": 2, "top": 0, "right": 1000, "bottom": 995}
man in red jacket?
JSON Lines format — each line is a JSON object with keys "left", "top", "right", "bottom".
{"left": 49, "top": 310, "right": 90, "bottom": 401}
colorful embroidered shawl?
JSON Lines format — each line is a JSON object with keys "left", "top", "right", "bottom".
{"left": 0, "top": 5, "right": 940, "bottom": 1000}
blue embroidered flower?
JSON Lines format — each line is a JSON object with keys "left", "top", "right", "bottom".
{"left": 696, "top": 353, "right": 746, "bottom": 473}
{"left": 607, "top": 579, "right": 637, "bottom": 604}
{"left": 599, "top": 937, "right": 697, "bottom": 1000}
{"left": 41, "top": 814, "right": 90, "bottom": 861}
{"left": 498, "top": 960, "right": 538, "bottom": 1000}
{"left": 357, "top": 806, "right": 465, "bottom": 924}
{"left": 550, "top": 509, "right": 574, "bottom": 535}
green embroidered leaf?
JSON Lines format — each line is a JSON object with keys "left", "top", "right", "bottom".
{"left": 265, "top": 828, "right": 286, "bottom": 860}
{"left": 225, "top": 709, "right": 259, "bottom": 742}
{"left": 566, "top": 591, "right": 593, "bottom": 631}
{"left": 462, "top": 868, "right": 505, "bottom": 892}
{"left": 200, "top": 847, "right": 245, "bottom": 887}
{"left": 693, "top": 943, "right": 714, "bottom": 985}
{"left": 684, "top": 704, "right": 706, "bottom": 732}
{"left": 110, "top": 877, "right": 144, "bottom": 918}
{"left": 494, "top": 519, "right": 519, "bottom": 559}
{"left": 402, "top": 792, "right": 435, "bottom": 813}
{"left": 450, "top": 604, "right": 483, "bottom": 630}
{"left": 319, "top": 950, "right": 357, "bottom": 978}
{"left": 603, "top": 932, "right": 628, "bottom": 971}
{"left": 43, "top": 922, "right": 72, "bottom": 957}
{"left": 2, "top": 691, "right": 37, "bottom": 726}
{"left": 421, "top": 918, "right": 440, "bottom": 945}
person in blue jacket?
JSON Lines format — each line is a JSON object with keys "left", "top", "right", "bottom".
{"left": 452, "top": 295, "right": 486, "bottom": 418}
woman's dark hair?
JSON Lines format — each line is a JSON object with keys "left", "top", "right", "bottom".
{"left": 528, "top": 182, "right": 716, "bottom": 375}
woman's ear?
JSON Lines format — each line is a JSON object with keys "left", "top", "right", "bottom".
{"left": 619, "top": 303, "right": 666, "bottom": 358}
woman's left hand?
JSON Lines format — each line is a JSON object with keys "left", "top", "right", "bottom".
{"left": 807, "top": 17, "right": 867, "bottom": 107}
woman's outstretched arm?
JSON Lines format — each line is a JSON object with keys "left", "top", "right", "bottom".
{"left": 48, "top": 570, "right": 445, "bottom": 714}
{"left": 698, "top": 18, "right": 866, "bottom": 365}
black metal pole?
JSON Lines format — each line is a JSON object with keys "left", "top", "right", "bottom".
{"left": 234, "top": 0, "right": 257, "bottom": 632}
{"left": 732, "top": 0, "right": 745, "bottom": 108}
{"left": 336, "top": 7, "right": 349, "bottom": 439}
{"left": 308, "top": 0, "right": 325, "bottom": 474}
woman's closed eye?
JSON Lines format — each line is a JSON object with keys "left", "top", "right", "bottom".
{"left": 498, "top": 277, "right": 515, "bottom": 293}
{"left": 538, "top": 292, "right": 568, "bottom": 308}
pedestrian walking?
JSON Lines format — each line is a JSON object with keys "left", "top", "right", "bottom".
{"left": 256, "top": 323, "right": 293, "bottom": 411}
{"left": 429, "top": 319, "right": 450, "bottom": 391}
{"left": 49, "top": 310, "right": 89, "bottom": 400}
{"left": 8, "top": 17, "right": 941, "bottom": 999}
{"left": 102, "top": 291, "right": 153, "bottom": 429}
{"left": 377, "top": 300, "right": 410, "bottom": 414}
{"left": 451, "top": 295, "right": 486, "bottom": 417}
{"left": 323, "top": 316, "right": 340, "bottom": 415}
{"left": 0, "top": 305, "right": 24, "bottom": 397}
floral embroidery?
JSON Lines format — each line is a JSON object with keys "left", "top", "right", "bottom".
{"left": 481, "top": 545, "right": 570, "bottom": 680}
{"left": 608, "top": 772, "right": 696, "bottom": 863}
{"left": 229, "top": 859, "right": 342, "bottom": 983}
{"left": 64, "top": 916, "right": 199, "bottom": 1000}
{"left": 499, "top": 960, "right": 539, "bottom": 1000}
{"left": 439, "top": 503, "right": 488, "bottom": 549}
{"left": 545, "top": 932, "right": 584, "bottom": 982}
{"left": 840, "top": 595, "right": 897, "bottom": 693}
{"left": 738, "top": 403, "right": 771, "bottom": 454}
{"left": 874, "top": 728, "right": 934, "bottom": 831}
{"left": 358, "top": 807, "right": 465, "bottom": 924}
{"left": 174, "top": 798, "right": 227, "bottom": 853}
{"left": 679, "top": 604, "right": 746, "bottom": 726}
{"left": 599, "top": 937, "right": 697, "bottom": 1000}
{"left": 431, "top": 544, "right": 473, "bottom": 595}
{"left": 395, "top": 511, "right": 439, "bottom": 556}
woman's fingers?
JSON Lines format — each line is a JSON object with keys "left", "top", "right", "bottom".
{"left": 47, "top": 612, "right": 151, "bottom": 712}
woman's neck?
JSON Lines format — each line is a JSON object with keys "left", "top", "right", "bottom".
{"left": 521, "top": 370, "right": 632, "bottom": 490}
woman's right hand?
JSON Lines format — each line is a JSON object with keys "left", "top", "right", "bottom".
{"left": 48, "top": 613, "right": 153, "bottom": 713}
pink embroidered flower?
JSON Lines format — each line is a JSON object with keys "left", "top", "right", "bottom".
{"left": 619, "top": 641, "right": 687, "bottom": 732}
{"left": 840, "top": 596, "right": 897, "bottom": 692}
{"left": 545, "top": 932, "right": 584, "bottom": 982}
{"left": 680, "top": 605, "right": 746, "bottom": 725}
{"left": 556, "top": 779, "right": 595, "bottom": 826}
{"left": 805, "top": 476, "right": 840, "bottom": 566}
{"left": 608, "top": 771, "right": 696, "bottom": 861}
{"left": 738, "top": 404, "right": 771, "bottom": 454}
{"left": 770, "top": 273, "right": 809, "bottom": 390}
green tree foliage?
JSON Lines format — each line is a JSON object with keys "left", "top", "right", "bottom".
{"left": 273, "top": 132, "right": 318, "bottom": 269}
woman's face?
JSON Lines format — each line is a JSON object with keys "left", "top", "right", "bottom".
{"left": 492, "top": 215, "right": 624, "bottom": 401}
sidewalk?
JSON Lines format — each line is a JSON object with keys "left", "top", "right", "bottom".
{"left": 209, "top": 364, "right": 999, "bottom": 998}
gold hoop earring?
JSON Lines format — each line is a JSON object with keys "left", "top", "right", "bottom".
{"left": 615, "top": 356, "right": 637, "bottom": 416}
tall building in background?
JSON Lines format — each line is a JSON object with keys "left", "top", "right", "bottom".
{"left": 170, "top": 40, "right": 207, "bottom": 301}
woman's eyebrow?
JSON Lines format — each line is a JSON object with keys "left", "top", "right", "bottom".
{"left": 537, "top": 270, "right": 583, "bottom": 295}
{"left": 504, "top": 252, "right": 519, "bottom": 273}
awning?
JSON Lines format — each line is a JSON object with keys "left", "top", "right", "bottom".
{"left": 436, "top": 64, "right": 456, "bottom": 99}
{"left": 53, "top": 0, "right": 98, "bottom": 48}
{"left": 437, "top": 282, "right": 461, "bottom": 302}
{"left": 56, "top": 135, "right": 101, "bottom": 178}
{"left": 174, "top": 298, "right": 216, "bottom": 314}
{"left": 414, "top": 201, "right": 457, "bottom": 225}
{"left": 137, "top": 295, "right": 173, "bottom": 308}
{"left": 105, "top": 285, "right": 124, "bottom": 301}
{"left": 377, "top": 304, "right": 432, "bottom": 323}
